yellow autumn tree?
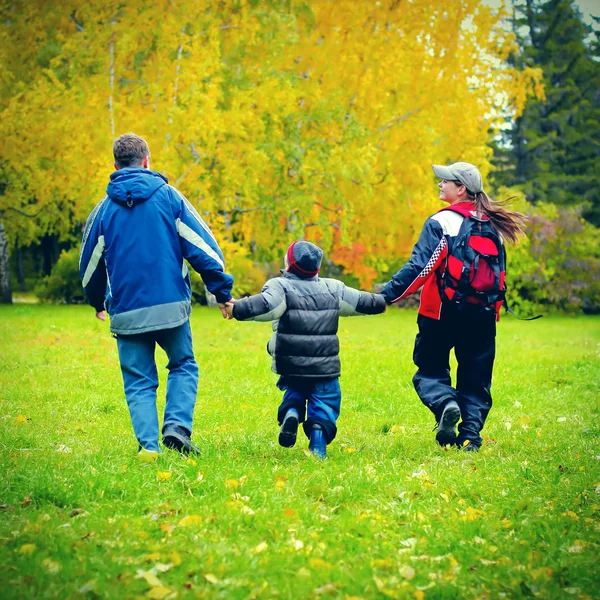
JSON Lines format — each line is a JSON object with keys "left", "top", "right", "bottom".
{"left": 0, "top": 0, "right": 542, "bottom": 297}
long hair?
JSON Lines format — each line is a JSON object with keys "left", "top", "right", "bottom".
{"left": 470, "top": 191, "right": 527, "bottom": 244}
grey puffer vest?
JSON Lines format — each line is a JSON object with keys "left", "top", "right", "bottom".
{"left": 273, "top": 282, "right": 341, "bottom": 378}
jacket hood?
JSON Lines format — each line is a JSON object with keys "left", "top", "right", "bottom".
{"left": 107, "top": 168, "right": 168, "bottom": 207}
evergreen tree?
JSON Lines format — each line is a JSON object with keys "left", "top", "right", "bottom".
{"left": 492, "top": 0, "right": 600, "bottom": 225}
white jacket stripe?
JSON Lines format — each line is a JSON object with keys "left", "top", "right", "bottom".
{"left": 82, "top": 235, "right": 106, "bottom": 288}
{"left": 176, "top": 219, "right": 224, "bottom": 269}
{"left": 170, "top": 186, "right": 218, "bottom": 243}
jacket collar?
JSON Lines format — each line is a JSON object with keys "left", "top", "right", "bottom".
{"left": 280, "top": 269, "right": 319, "bottom": 282}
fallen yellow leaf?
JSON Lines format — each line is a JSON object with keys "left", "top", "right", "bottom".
{"left": 204, "top": 573, "right": 219, "bottom": 584}
{"left": 178, "top": 515, "right": 202, "bottom": 527}
{"left": 15, "top": 414, "right": 28, "bottom": 424}
{"left": 225, "top": 479, "right": 239, "bottom": 489}
{"left": 157, "top": 472, "right": 172, "bottom": 482}
{"left": 399, "top": 565, "right": 415, "bottom": 580}
{"left": 309, "top": 558, "right": 332, "bottom": 570}
{"left": 146, "top": 585, "right": 172, "bottom": 599}
{"left": 137, "top": 570, "right": 162, "bottom": 587}
{"left": 253, "top": 542, "right": 268, "bottom": 554}
{"left": 42, "top": 558, "right": 61, "bottom": 574}
{"left": 19, "top": 544, "right": 36, "bottom": 555}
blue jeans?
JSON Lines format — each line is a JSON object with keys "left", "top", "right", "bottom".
{"left": 277, "top": 377, "right": 341, "bottom": 444}
{"left": 116, "top": 321, "right": 198, "bottom": 452}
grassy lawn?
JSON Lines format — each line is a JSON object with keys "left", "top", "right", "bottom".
{"left": 0, "top": 305, "right": 599, "bottom": 599}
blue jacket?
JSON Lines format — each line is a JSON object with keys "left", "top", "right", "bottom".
{"left": 79, "top": 167, "right": 233, "bottom": 335}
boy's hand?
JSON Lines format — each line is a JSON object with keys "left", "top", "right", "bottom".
{"left": 218, "top": 299, "right": 235, "bottom": 319}
{"left": 95, "top": 311, "right": 106, "bottom": 321}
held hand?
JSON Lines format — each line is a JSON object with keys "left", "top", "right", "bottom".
{"left": 218, "top": 299, "right": 235, "bottom": 320}
{"left": 95, "top": 311, "right": 106, "bottom": 321}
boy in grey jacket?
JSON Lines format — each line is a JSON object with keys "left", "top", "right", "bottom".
{"left": 228, "top": 241, "right": 386, "bottom": 459}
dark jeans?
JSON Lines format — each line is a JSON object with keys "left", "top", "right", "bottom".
{"left": 276, "top": 376, "right": 341, "bottom": 444}
{"left": 412, "top": 305, "right": 496, "bottom": 447}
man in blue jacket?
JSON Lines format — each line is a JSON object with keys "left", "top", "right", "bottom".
{"left": 79, "top": 133, "right": 234, "bottom": 461}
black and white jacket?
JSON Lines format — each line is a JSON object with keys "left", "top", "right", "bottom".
{"left": 233, "top": 271, "right": 386, "bottom": 378}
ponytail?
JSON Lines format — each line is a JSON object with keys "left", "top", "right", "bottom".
{"left": 470, "top": 191, "right": 527, "bottom": 244}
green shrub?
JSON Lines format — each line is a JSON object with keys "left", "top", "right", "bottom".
{"left": 35, "top": 248, "right": 85, "bottom": 304}
{"left": 507, "top": 204, "right": 600, "bottom": 315}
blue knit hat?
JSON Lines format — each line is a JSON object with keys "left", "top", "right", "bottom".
{"left": 286, "top": 241, "right": 323, "bottom": 278}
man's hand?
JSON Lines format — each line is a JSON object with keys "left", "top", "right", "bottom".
{"left": 95, "top": 310, "right": 106, "bottom": 321}
{"left": 218, "top": 299, "right": 235, "bottom": 320}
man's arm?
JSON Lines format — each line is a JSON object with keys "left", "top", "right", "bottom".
{"left": 172, "top": 187, "right": 234, "bottom": 304}
{"left": 379, "top": 218, "right": 447, "bottom": 304}
{"left": 79, "top": 200, "right": 108, "bottom": 314}
{"left": 232, "top": 279, "right": 287, "bottom": 322}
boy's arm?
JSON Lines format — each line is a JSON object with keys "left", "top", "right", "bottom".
{"left": 233, "top": 279, "right": 287, "bottom": 322}
{"left": 172, "top": 187, "right": 234, "bottom": 304}
{"left": 379, "top": 218, "right": 446, "bottom": 304}
{"left": 79, "top": 200, "right": 108, "bottom": 313}
{"left": 338, "top": 284, "right": 387, "bottom": 317}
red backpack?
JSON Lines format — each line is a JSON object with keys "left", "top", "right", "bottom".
{"left": 439, "top": 208, "right": 506, "bottom": 315}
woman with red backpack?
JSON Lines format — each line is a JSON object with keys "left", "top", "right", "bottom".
{"left": 380, "top": 162, "right": 526, "bottom": 451}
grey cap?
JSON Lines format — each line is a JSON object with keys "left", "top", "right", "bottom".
{"left": 432, "top": 162, "right": 483, "bottom": 194}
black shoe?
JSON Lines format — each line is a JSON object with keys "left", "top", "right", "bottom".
{"left": 162, "top": 425, "right": 200, "bottom": 455}
{"left": 278, "top": 409, "right": 299, "bottom": 448}
{"left": 435, "top": 400, "right": 460, "bottom": 447}
{"left": 461, "top": 442, "right": 480, "bottom": 452}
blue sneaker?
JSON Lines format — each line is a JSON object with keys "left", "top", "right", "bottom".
{"left": 162, "top": 425, "right": 200, "bottom": 455}
{"left": 435, "top": 400, "right": 461, "bottom": 447}
{"left": 308, "top": 425, "right": 326, "bottom": 460}
{"left": 279, "top": 409, "right": 299, "bottom": 448}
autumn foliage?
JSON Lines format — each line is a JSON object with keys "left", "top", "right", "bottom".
{"left": 0, "top": 0, "right": 542, "bottom": 289}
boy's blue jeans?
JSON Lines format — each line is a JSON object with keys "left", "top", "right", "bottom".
{"left": 116, "top": 321, "right": 198, "bottom": 452}
{"left": 276, "top": 376, "right": 341, "bottom": 444}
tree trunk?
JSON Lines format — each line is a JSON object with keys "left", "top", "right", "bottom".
{"left": 205, "top": 289, "right": 217, "bottom": 307}
{"left": 17, "top": 246, "right": 25, "bottom": 292}
{"left": 0, "top": 218, "right": 13, "bottom": 303}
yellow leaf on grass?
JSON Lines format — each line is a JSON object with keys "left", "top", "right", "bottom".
{"left": 170, "top": 551, "right": 182, "bottom": 566}
{"left": 414, "top": 591, "right": 426, "bottom": 600}
{"left": 390, "top": 425, "right": 405, "bottom": 434}
{"left": 157, "top": 472, "right": 172, "bottom": 482}
{"left": 253, "top": 542, "right": 268, "bottom": 554}
{"left": 563, "top": 510, "right": 579, "bottom": 520}
{"left": 187, "top": 458, "right": 197, "bottom": 466}
{"left": 225, "top": 479, "right": 239, "bottom": 489}
{"left": 137, "top": 570, "right": 162, "bottom": 587}
{"left": 399, "top": 565, "right": 415, "bottom": 580}
{"left": 568, "top": 541, "right": 585, "bottom": 552}
{"left": 160, "top": 523, "right": 175, "bottom": 534}
{"left": 146, "top": 585, "right": 172, "bottom": 599}
{"left": 309, "top": 558, "right": 332, "bottom": 570}
{"left": 460, "top": 507, "right": 485, "bottom": 522}
{"left": 204, "top": 573, "right": 219, "bottom": 584}
{"left": 15, "top": 414, "right": 28, "bottom": 424}
{"left": 20, "top": 544, "right": 36, "bottom": 555}
{"left": 42, "top": 558, "right": 61, "bottom": 573}
{"left": 345, "top": 447, "right": 357, "bottom": 454}
{"left": 178, "top": 515, "right": 202, "bottom": 527}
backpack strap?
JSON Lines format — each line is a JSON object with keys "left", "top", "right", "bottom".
{"left": 503, "top": 300, "right": 543, "bottom": 320}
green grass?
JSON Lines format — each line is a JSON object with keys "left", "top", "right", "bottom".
{"left": 0, "top": 305, "right": 599, "bottom": 599}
